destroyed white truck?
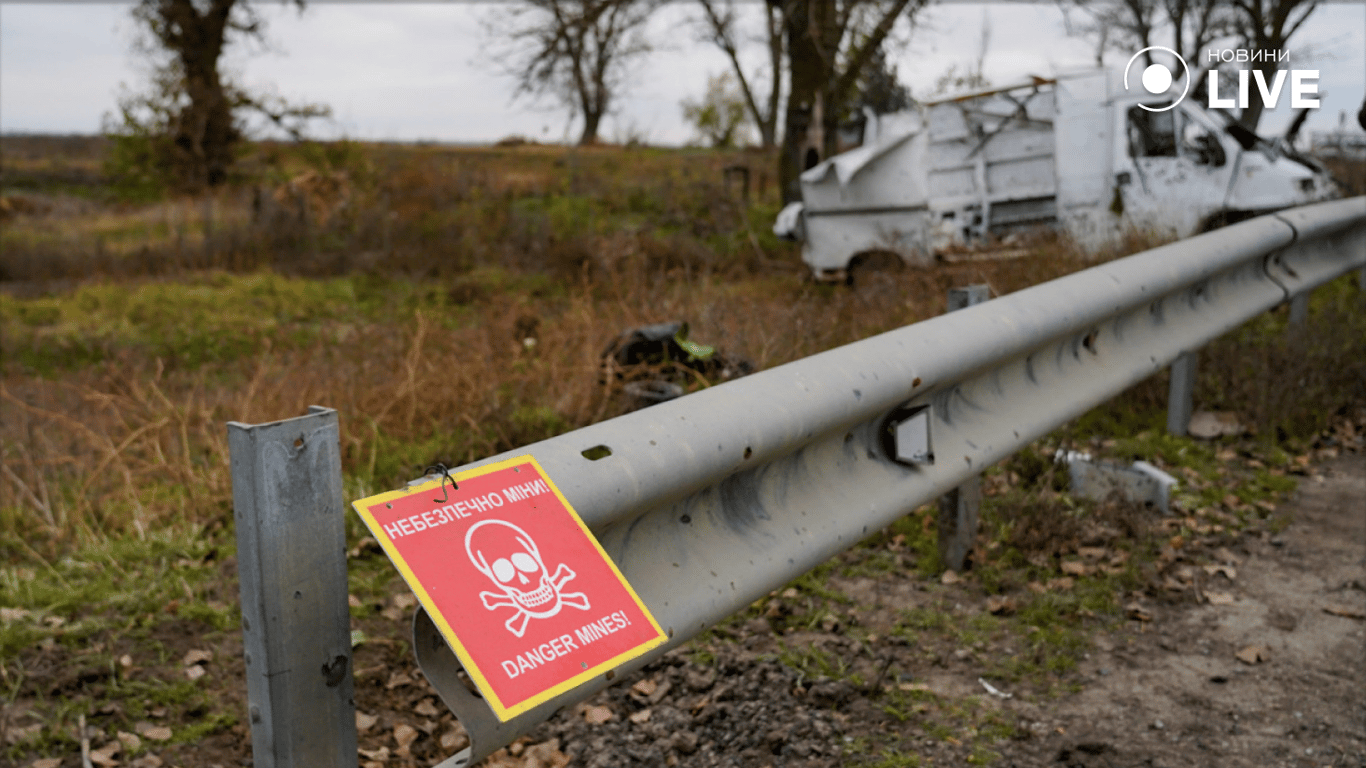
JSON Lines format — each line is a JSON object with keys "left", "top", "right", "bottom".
{"left": 774, "top": 69, "right": 1340, "bottom": 281}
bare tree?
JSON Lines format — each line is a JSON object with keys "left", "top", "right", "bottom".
{"left": 1064, "top": 0, "right": 1234, "bottom": 67}
{"left": 1228, "top": 0, "right": 1318, "bottom": 131}
{"left": 109, "top": 0, "right": 328, "bottom": 192}
{"left": 486, "top": 0, "right": 656, "bottom": 145}
{"left": 778, "top": 0, "right": 930, "bottom": 202}
{"left": 1063, "top": 0, "right": 1316, "bottom": 132}
{"left": 694, "top": 0, "right": 784, "bottom": 149}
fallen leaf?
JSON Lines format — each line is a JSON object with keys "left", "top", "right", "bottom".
{"left": 90, "top": 741, "right": 122, "bottom": 767}
{"left": 1211, "top": 547, "right": 1241, "bottom": 565}
{"left": 355, "top": 710, "right": 378, "bottom": 733}
{"left": 1205, "top": 591, "right": 1236, "bottom": 605}
{"left": 631, "top": 678, "right": 658, "bottom": 697}
{"left": 940, "top": 570, "right": 961, "bottom": 585}
{"left": 130, "top": 756, "right": 164, "bottom": 768}
{"left": 393, "top": 723, "right": 420, "bottom": 755}
{"left": 1323, "top": 604, "right": 1366, "bottom": 620}
{"left": 134, "top": 723, "right": 172, "bottom": 742}
{"left": 358, "top": 745, "right": 390, "bottom": 761}
{"left": 392, "top": 593, "right": 417, "bottom": 609}
{"left": 0, "top": 607, "right": 31, "bottom": 623}
{"left": 1235, "top": 645, "right": 1270, "bottom": 664}
{"left": 1026, "top": 581, "right": 1047, "bottom": 594}
{"left": 1060, "top": 561, "right": 1092, "bottom": 577}
{"left": 985, "top": 595, "right": 1017, "bottom": 615}
{"left": 441, "top": 727, "right": 470, "bottom": 751}
{"left": 415, "top": 698, "right": 441, "bottom": 717}
{"left": 628, "top": 708, "right": 652, "bottom": 724}
{"left": 1125, "top": 603, "right": 1153, "bottom": 622}
{"left": 348, "top": 594, "right": 363, "bottom": 608}
{"left": 385, "top": 671, "right": 414, "bottom": 689}
{"left": 119, "top": 654, "right": 134, "bottom": 668}
{"left": 1077, "top": 546, "right": 1108, "bottom": 561}
{"left": 780, "top": 587, "right": 799, "bottom": 599}
{"left": 521, "top": 739, "right": 570, "bottom": 768}
{"left": 184, "top": 665, "right": 206, "bottom": 681}
{"left": 182, "top": 649, "right": 213, "bottom": 667}
{"left": 118, "top": 731, "right": 142, "bottom": 751}
{"left": 30, "top": 760, "right": 62, "bottom": 768}
{"left": 583, "top": 705, "right": 614, "bottom": 725}
{"left": 1203, "top": 564, "right": 1237, "bottom": 579}
{"left": 381, "top": 606, "right": 405, "bottom": 622}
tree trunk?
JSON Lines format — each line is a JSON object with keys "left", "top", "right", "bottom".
{"left": 779, "top": 0, "right": 825, "bottom": 203}
{"left": 579, "top": 109, "right": 603, "bottom": 145}
{"left": 164, "top": 0, "right": 239, "bottom": 190}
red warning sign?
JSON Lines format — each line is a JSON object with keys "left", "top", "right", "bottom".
{"left": 352, "top": 455, "right": 666, "bottom": 721}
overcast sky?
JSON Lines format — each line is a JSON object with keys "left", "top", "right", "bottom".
{"left": 1, "top": 2, "right": 1363, "bottom": 146}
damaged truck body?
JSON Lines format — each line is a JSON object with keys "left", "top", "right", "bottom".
{"left": 774, "top": 69, "right": 1340, "bottom": 282}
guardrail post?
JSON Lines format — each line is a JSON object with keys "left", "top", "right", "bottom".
{"left": 938, "top": 285, "right": 990, "bottom": 572}
{"left": 1288, "top": 292, "right": 1309, "bottom": 327}
{"left": 1359, "top": 266, "right": 1365, "bottom": 291}
{"left": 228, "top": 406, "right": 359, "bottom": 768}
{"left": 1167, "top": 352, "right": 1197, "bottom": 436}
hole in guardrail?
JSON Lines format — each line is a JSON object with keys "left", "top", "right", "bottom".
{"left": 456, "top": 669, "right": 483, "bottom": 698}
{"left": 743, "top": 446, "right": 753, "bottom": 460}
{"left": 1083, "top": 330, "right": 1098, "bottom": 354}
{"left": 582, "top": 445, "right": 612, "bottom": 461}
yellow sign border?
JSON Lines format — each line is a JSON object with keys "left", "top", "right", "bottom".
{"left": 351, "top": 455, "right": 667, "bottom": 721}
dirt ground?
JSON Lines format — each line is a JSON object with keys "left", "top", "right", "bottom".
{"left": 993, "top": 453, "right": 1366, "bottom": 768}
{"left": 6, "top": 448, "right": 1363, "bottom": 768}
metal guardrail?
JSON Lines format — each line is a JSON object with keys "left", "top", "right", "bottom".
{"left": 227, "top": 197, "right": 1365, "bottom": 767}
{"left": 414, "top": 196, "right": 1366, "bottom": 765}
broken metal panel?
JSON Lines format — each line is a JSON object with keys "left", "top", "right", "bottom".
{"left": 1054, "top": 71, "right": 1113, "bottom": 213}
{"left": 412, "top": 201, "right": 1364, "bottom": 765}
{"left": 786, "top": 67, "right": 1343, "bottom": 280}
{"left": 1063, "top": 453, "right": 1179, "bottom": 514}
{"left": 801, "top": 207, "right": 934, "bottom": 273}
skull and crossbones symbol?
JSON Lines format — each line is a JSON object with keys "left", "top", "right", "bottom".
{"left": 465, "top": 519, "right": 590, "bottom": 637}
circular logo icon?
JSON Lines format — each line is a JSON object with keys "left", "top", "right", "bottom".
{"left": 1123, "top": 46, "right": 1190, "bottom": 112}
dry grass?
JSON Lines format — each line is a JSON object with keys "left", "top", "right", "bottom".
{"left": 1, "top": 138, "right": 1362, "bottom": 567}
{"left": 0, "top": 246, "right": 1094, "bottom": 557}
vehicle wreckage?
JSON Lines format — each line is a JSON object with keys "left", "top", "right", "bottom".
{"left": 774, "top": 69, "right": 1340, "bottom": 282}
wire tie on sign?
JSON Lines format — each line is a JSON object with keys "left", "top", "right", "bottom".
{"left": 423, "top": 463, "right": 458, "bottom": 503}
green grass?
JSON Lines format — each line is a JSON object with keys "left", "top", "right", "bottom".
{"left": 0, "top": 528, "right": 229, "bottom": 658}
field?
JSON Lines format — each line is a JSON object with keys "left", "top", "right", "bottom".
{"left": 1, "top": 135, "right": 1364, "bottom": 768}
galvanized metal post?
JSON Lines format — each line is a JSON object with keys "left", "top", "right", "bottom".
{"left": 1167, "top": 352, "right": 1197, "bottom": 436}
{"left": 938, "top": 285, "right": 990, "bottom": 572}
{"left": 1359, "top": 266, "right": 1365, "bottom": 291}
{"left": 1288, "top": 292, "right": 1309, "bottom": 326}
{"left": 228, "top": 406, "right": 359, "bottom": 768}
